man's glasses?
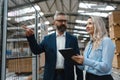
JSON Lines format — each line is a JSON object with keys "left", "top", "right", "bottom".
{"left": 56, "top": 20, "right": 67, "bottom": 23}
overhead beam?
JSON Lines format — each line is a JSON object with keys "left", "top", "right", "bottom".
{"left": 44, "top": 12, "right": 108, "bottom": 18}
{"left": 11, "top": 0, "right": 18, "bottom": 5}
{"left": 80, "top": 0, "right": 120, "bottom": 5}
{"left": 78, "top": 8, "right": 116, "bottom": 13}
{"left": 10, "top": 16, "right": 87, "bottom": 27}
{"left": 8, "top": 0, "right": 48, "bottom": 11}
{"left": 8, "top": 11, "right": 108, "bottom": 19}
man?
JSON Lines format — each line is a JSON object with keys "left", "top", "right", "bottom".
{"left": 23, "top": 11, "right": 83, "bottom": 80}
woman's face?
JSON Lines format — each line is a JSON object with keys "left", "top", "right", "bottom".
{"left": 86, "top": 18, "right": 94, "bottom": 35}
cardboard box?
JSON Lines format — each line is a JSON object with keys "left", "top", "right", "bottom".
{"left": 112, "top": 54, "right": 120, "bottom": 68}
{"left": 109, "top": 11, "right": 120, "bottom": 26}
{"left": 109, "top": 24, "right": 120, "bottom": 38}
{"left": 112, "top": 39, "right": 120, "bottom": 53}
{"left": 7, "top": 58, "right": 32, "bottom": 73}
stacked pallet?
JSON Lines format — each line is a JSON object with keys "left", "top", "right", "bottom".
{"left": 7, "top": 57, "right": 32, "bottom": 73}
{"left": 109, "top": 11, "right": 120, "bottom": 68}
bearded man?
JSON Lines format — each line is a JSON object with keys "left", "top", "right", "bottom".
{"left": 23, "top": 11, "right": 83, "bottom": 80}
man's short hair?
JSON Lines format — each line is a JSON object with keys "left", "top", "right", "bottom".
{"left": 54, "top": 11, "right": 66, "bottom": 20}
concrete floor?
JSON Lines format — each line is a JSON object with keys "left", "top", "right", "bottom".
{"left": 6, "top": 68, "right": 120, "bottom": 80}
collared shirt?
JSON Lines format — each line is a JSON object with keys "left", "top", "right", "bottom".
{"left": 56, "top": 31, "right": 66, "bottom": 69}
{"left": 83, "top": 37, "right": 115, "bottom": 76}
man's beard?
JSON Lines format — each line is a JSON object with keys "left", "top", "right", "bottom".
{"left": 56, "top": 25, "right": 67, "bottom": 33}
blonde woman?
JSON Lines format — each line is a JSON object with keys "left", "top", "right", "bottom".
{"left": 72, "top": 16, "right": 115, "bottom": 80}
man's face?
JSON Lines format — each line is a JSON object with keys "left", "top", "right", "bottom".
{"left": 54, "top": 15, "right": 67, "bottom": 33}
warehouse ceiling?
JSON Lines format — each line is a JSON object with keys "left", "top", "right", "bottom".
{"left": 7, "top": 0, "right": 120, "bottom": 42}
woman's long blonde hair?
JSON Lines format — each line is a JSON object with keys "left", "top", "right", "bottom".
{"left": 89, "top": 16, "right": 108, "bottom": 50}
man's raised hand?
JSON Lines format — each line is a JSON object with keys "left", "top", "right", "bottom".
{"left": 22, "top": 25, "right": 34, "bottom": 36}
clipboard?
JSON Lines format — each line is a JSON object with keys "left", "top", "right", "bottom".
{"left": 59, "top": 48, "right": 79, "bottom": 65}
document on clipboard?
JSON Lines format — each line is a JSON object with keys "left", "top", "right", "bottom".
{"left": 59, "top": 48, "right": 80, "bottom": 65}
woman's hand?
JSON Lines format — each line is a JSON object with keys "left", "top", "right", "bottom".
{"left": 71, "top": 55, "right": 84, "bottom": 64}
{"left": 22, "top": 25, "right": 34, "bottom": 36}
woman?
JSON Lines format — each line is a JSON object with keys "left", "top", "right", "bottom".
{"left": 72, "top": 16, "right": 115, "bottom": 80}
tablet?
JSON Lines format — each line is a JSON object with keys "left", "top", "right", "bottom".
{"left": 59, "top": 48, "right": 79, "bottom": 65}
